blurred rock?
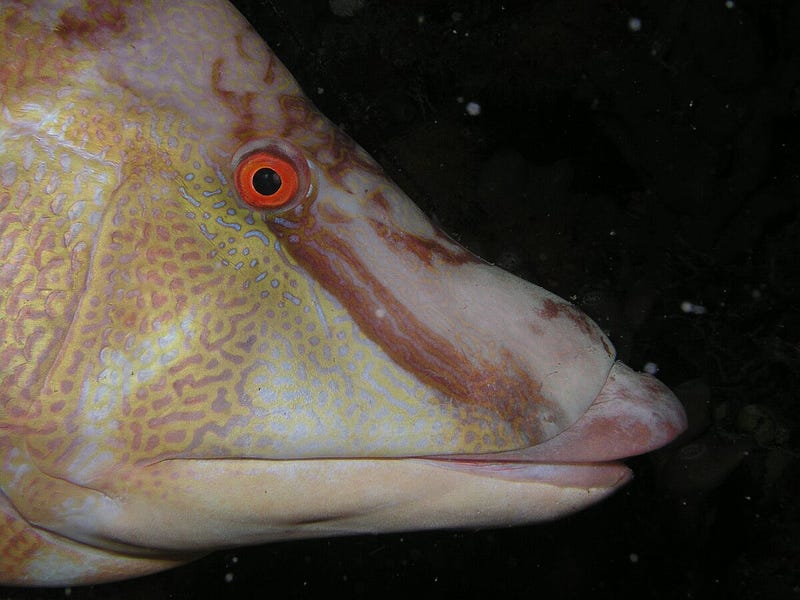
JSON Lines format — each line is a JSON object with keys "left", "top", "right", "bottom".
{"left": 660, "top": 433, "right": 751, "bottom": 496}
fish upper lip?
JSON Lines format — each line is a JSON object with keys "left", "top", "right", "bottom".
{"left": 418, "top": 360, "right": 687, "bottom": 489}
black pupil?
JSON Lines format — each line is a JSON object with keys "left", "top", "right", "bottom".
{"left": 252, "top": 168, "right": 282, "bottom": 196}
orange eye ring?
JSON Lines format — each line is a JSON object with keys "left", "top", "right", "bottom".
{"left": 235, "top": 150, "right": 300, "bottom": 209}
{"left": 232, "top": 138, "right": 314, "bottom": 212}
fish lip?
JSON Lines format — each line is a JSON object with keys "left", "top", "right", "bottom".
{"left": 488, "top": 361, "right": 685, "bottom": 462}
{"left": 417, "top": 457, "right": 634, "bottom": 490}
{"left": 414, "top": 360, "right": 687, "bottom": 491}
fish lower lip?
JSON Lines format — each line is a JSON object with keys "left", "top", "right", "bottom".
{"left": 419, "top": 458, "right": 633, "bottom": 490}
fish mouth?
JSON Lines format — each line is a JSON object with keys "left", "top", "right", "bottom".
{"left": 420, "top": 361, "right": 688, "bottom": 490}
{"left": 419, "top": 459, "right": 633, "bottom": 491}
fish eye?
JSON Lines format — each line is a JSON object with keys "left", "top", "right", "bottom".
{"left": 232, "top": 139, "right": 313, "bottom": 212}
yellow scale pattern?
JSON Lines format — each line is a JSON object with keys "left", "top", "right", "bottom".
{"left": 1, "top": 3, "right": 518, "bottom": 491}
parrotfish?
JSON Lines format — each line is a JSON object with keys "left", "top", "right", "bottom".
{"left": 0, "top": 0, "right": 687, "bottom": 587}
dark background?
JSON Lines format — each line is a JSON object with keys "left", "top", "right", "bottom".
{"left": 3, "top": 0, "right": 798, "bottom": 598}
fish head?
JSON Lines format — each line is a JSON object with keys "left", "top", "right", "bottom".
{"left": 0, "top": 0, "right": 686, "bottom": 585}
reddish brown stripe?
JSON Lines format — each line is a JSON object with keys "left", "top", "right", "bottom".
{"left": 267, "top": 216, "right": 563, "bottom": 442}
{"left": 370, "top": 219, "right": 480, "bottom": 268}
{"left": 539, "top": 298, "right": 612, "bottom": 355}
{"left": 56, "top": 1, "right": 127, "bottom": 47}
{"left": 367, "top": 190, "right": 482, "bottom": 267}
{"left": 210, "top": 58, "right": 258, "bottom": 142}
{"left": 278, "top": 96, "right": 384, "bottom": 186}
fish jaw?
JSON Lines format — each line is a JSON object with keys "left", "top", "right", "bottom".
{"left": 0, "top": 454, "right": 625, "bottom": 588}
{"left": 7, "top": 363, "right": 684, "bottom": 564}
{"left": 425, "top": 360, "right": 688, "bottom": 486}
{"left": 15, "top": 458, "right": 624, "bottom": 564}
{"left": 437, "top": 362, "right": 688, "bottom": 468}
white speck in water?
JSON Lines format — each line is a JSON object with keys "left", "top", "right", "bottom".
{"left": 629, "top": 553, "right": 639, "bottom": 564}
{"left": 725, "top": 1, "right": 735, "bottom": 9}
{"left": 628, "top": 16, "right": 642, "bottom": 32}
{"left": 643, "top": 362, "right": 659, "bottom": 375}
{"left": 466, "top": 101, "right": 481, "bottom": 116}
{"left": 224, "top": 572, "right": 234, "bottom": 583}
{"left": 680, "top": 301, "right": 707, "bottom": 314}
{"left": 328, "top": 0, "right": 365, "bottom": 17}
